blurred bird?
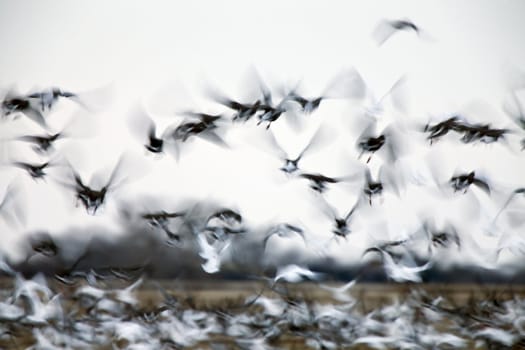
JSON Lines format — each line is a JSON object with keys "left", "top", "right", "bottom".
{"left": 28, "top": 231, "right": 59, "bottom": 258}
{"left": 356, "top": 119, "right": 401, "bottom": 163}
{"left": 10, "top": 156, "right": 65, "bottom": 181}
{"left": 273, "top": 264, "right": 321, "bottom": 283}
{"left": 372, "top": 18, "right": 421, "bottom": 46}
{"left": 493, "top": 188, "right": 525, "bottom": 223}
{"left": 207, "top": 208, "right": 243, "bottom": 226}
{"left": 204, "top": 208, "right": 246, "bottom": 240}
{"left": 1, "top": 90, "right": 46, "bottom": 128}
{"left": 127, "top": 104, "right": 176, "bottom": 155}
{"left": 319, "top": 279, "right": 357, "bottom": 302}
{"left": 299, "top": 172, "right": 356, "bottom": 193}
{"left": 58, "top": 155, "right": 132, "bottom": 214}
{"left": 27, "top": 87, "right": 77, "bottom": 111}
{"left": 263, "top": 125, "right": 330, "bottom": 174}
{"left": 319, "top": 197, "right": 360, "bottom": 238}
{"left": 207, "top": 85, "right": 262, "bottom": 123}
{"left": 449, "top": 171, "right": 490, "bottom": 195}
{"left": 15, "top": 133, "right": 63, "bottom": 154}
{"left": 452, "top": 120, "right": 511, "bottom": 145}
{"left": 419, "top": 219, "right": 461, "bottom": 251}
{"left": 363, "top": 167, "right": 384, "bottom": 205}
{"left": 502, "top": 89, "right": 525, "bottom": 150}
{"left": 363, "top": 245, "right": 432, "bottom": 282}
{"left": 171, "top": 114, "right": 228, "bottom": 149}
{"left": 252, "top": 72, "right": 292, "bottom": 129}
{"left": 285, "top": 68, "right": 367, "bottom": 114}
{"left": 196, "top": 232, "right": 232, "bottom": 274}
{"left": 12, "top": 110, "right": 94, "bottom": 154}
{"left": 361, "top": 165, "right": 400, "bottom": 205}
{"left": 424, "top": 116, "right": 463, "bottom": 144}
{"left": 263, "top": 223, "right": 306, "bottom": 252}
{"left": 141, "top": 210, "right": 186, "bottom": 245}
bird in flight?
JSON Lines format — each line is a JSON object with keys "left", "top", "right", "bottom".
{"left": 57, "top": 155, "right": 131, "bottom": 214}
{"left": 449, "top": 171, "right": 490, "bottom": 195}
{"left": 1, "top": 90, "right": 46, "bottom": 129}
{"left": 27, "top": 87, "right": 78, "bottom": 112}
{"left": 372, "top": 18, "right": 421, "bottom": 46}
{"left": 262, "top": 125, "right": 330, "bottom": 175}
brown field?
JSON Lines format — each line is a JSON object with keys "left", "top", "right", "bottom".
{"left": 2, "top": 279, "right": 525, "bottom": 349}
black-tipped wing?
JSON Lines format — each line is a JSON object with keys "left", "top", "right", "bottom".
{"left": 472, "top": 178, "right": 491, "bottom": 195}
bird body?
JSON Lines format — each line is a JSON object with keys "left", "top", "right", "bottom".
{"left": 274, "top": 264, "right": 320, "bottom": 283}
{"left": 450, "top": 171, "right": 490, "bottom": 194}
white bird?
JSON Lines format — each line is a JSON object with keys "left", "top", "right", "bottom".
{"left": 196, "top": 233, "right": 231, "bottom": 273}
{"left": 474, "top": 327, "right": 516, "bottom": 347}
{"left": 320, "top": 279, "right": 357, "bottom": 302}
{"left": 274, "top": 264, "right": 321, "bottom": 283}
{"left": 364, "top": 248, "right": 432, "bottom": 283}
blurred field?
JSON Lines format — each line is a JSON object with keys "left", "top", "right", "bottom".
{"left": 2, "top": 279, "right": 525, "bottom": 349}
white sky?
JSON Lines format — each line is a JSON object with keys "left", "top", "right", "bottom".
{"left": 1, "top": 0, "right": 525, "bottom": 269}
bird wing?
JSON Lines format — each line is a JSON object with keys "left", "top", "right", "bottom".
{"left": 472, "top": 178, "right": 491, "bottom": 195}
{"left": 295, "top": 124, "right": 330, "bottom": 162}
{"left": 127, "top": 104, "right": 156, "bottom": 144}
{"left": 23, "top": 107, "right": 48, "bottom": 130}
{"left": 372, "top": 19, "right": 397, "bottom": 46}
{"left": 198, "top": 130, "right": 229, "bottom": 148}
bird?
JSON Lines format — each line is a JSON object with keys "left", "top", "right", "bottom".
{"left": 361, "top": 164, "right": 401, "bottom": 206}
{"left": 204, "top": 208, "right": 246, "bottom": 240}
{"left": 356, "top": 119, "right": 401, "bottom": 164}
{"left": 1, "top": 90, "right": 46, "bottom": 128}
{"left": 141, "top": 210, "right": 186, "bottom": 245}
{"left": 363, "top": 245, "right": 432, "bottom": 283}
{"left": 358, "top": 135, "right": 385, "bottom": 163}
{"left": 127, "top": 104, "right": 176, "bottom": 155}
{"left": 372, "top": 18, "right": 421, "bottom": 46}
{"left": 207, "top": 208, "right": 243, "bottom": 226}
{"left": 362, "top": 167, "right": 384, "bottom": 205}
{"left": 170, "top": 114, "right": 228, "bottom": 150}
{"left": 449, "top": 171, "right": 490, "bottom": 195}
{"left": 263, "top": 125, "right": 330, "bottom": 175}
{"left": 263, "top": 223, "right": 306, "bottom": 252}
{"left": 287, "top": 93, "right": 324, "bottom": 114}
{"left": 11, "top": 157, "right": 64, "bottom": 181}
{"left": 319, "top": 197, "right": 360, "bottom": 238}
{"left": 273, "top": 264, "right": 321, "bottom": 283}
{"left": 450, "top": 119, "right": 511, "bottom": 145}
{"left": 253, "top": 72, "right": 292, "bottom": 129}
{"left": 256, "top": 103, "right": 288, "bottom": 130}
{"left": 285, "top": 68, "right": 367, "bottom": 114}
{"left": 419, "top": 219, "right": 461, "bottom": 251}
{"left": 298, "top": 173, "right": 352, "bottom": 193}
{"left": 207, "top": 85, "right": 262, "bottom": 123}
{"left": 493, "top": 188, "right": 525, "bottom": 223}
{"left": 27, "top": 87, "right": 77, "bottom": 111}
{"left": 196, "top": 232, "right": 232, "bottom": 274}
{"left": 424, "top": 116, "right": 464, "bottom": 144}
{"left": 58, "top": 155, "right": 130, "bottom": 214}
{"left": 12, "top": 110, "right": 92, "bottom": 154}
{"left": 14, "top": 133, "right": 63, "bottom": 154}
{"left": 319, "top": 279, "right": 358, "bottom": 302}
{"left": 180, "top": 111, "right": 223, "bottom": 127}
{"left": 28, "top": 231, "right": 59, "bottom": 258}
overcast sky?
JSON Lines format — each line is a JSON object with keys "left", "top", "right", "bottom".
{"left": 1, "top": 0, "right": 524, "bottom": 271}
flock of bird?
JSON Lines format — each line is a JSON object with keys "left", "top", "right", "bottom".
{"left": 1, "top": 275, "right": 525, "bottom": 349}
{"left": 0, "top": 17, "right": 525, "bottom": 349}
